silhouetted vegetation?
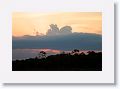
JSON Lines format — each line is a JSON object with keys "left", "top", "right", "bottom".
{"left": 12, "top": 50, "right": 102, "bottom": 71}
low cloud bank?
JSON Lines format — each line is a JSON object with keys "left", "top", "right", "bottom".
{"left": 13, "top": 32, "right": 102, "bottom": 51}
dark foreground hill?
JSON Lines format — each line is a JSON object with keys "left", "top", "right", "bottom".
{"left": 12, "top": 51, "right": 102, "bottom": 71}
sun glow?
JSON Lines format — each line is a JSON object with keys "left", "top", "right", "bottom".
{"left": 12, "top": 12, "right": 102, "bottom": 36}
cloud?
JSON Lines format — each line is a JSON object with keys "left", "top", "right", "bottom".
{"left": 12, "top": 33, "right": 102, "bottom": 51}
{"left": 46, "top": 24, "right": 72, "bottom": 36}
{"left": 60, "top": 26, "right": 72, "bottom": 35}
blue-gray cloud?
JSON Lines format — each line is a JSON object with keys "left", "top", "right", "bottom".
{"left": 13, "top": 33, "right": 102, "bottom": 51}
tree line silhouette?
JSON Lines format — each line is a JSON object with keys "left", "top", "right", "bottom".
{"left": 12, "top": 49, "right": 102, "bottom": 71}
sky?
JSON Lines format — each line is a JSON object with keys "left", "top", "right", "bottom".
{"left": 12, "top": 12, "right": 102, "bottom": 37}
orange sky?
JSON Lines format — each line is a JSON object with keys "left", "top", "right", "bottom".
{"left": 12, "top": 12, "right": 102, "bottom": 36}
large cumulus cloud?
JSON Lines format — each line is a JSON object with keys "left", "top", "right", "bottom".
{"left": 46, "top": 24, "right": 72, "bottom": 36}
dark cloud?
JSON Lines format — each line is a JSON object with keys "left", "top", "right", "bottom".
{"left": 46, "top": 24, "right": 72, "bottom": 36}
{"left": 12, "top": 33, "right": 102, "bottom": 51}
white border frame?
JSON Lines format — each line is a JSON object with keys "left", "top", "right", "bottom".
{"left": 0, "top": 0, "right": 114, "bottom": 83}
